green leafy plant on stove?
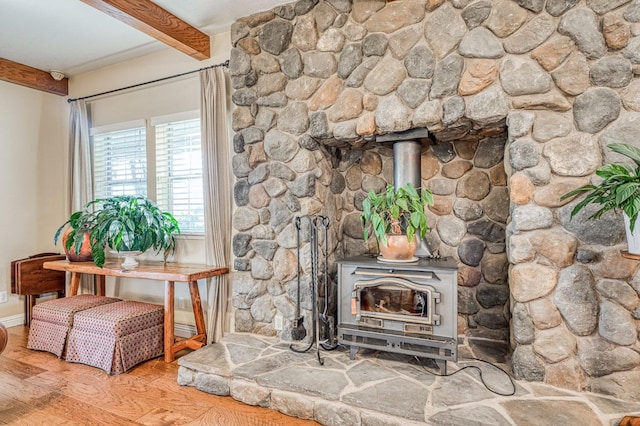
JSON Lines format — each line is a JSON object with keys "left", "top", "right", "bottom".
{"left": 54, "top": 195, "right": 181, "bottom": 267}
{"left": 361, "top": 183, "right": 434, "bottom": 259}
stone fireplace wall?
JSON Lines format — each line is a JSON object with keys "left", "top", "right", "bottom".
{"left": 229, "top": 0, "right": 640, "bottom": 399}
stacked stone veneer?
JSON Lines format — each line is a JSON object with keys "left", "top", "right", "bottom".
{"left": 229, "top": 0, "right": 640, "bottom": 399}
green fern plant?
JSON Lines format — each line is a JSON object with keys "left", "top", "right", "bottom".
{"left": 360, "top": 183, "right": 434, "bottom": 245}
{"left": 561, "top": 143, "right": 640, "bottom": 232}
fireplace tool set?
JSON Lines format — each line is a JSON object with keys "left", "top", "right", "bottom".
{"left": 290, "top": 214, "right": 338, "bottom": 365}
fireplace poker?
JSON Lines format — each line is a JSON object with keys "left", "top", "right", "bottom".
{"left": 316, "top": 215, "right": 338, "bottom": 351}
{"left": 310, "top": 217, "right": 322, "bottom": 364}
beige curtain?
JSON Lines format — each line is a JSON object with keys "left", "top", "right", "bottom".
{"left": 200, "top": 67, "right": 231, "bottom": 343}
{"left": 68, "top": 99, "right": 94, "bottom": 293}
{"left": 68, "top": 99, "right": 93, "bottom": 213}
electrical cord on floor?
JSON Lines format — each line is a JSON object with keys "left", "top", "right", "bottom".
{"left": 290, "top": 341, "right": 314, "bottom": 354}
{"left": 413, "top": 356, "right": 517, "bottom": 397}
{"left": 290, "top": 338, "right": 340, "bottom": 353}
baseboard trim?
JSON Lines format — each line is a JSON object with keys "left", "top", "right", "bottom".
{"left": 174, "top": 323, "right": 197, "bottom": 338}
{"left": 0, "top": 314, "right": 25, "bottom": 328}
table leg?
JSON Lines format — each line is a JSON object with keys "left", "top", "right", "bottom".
{"left": 164, "top": 280, "right": 175, "bottom": 362}
{"left": 97, "top": 275, "right": 106, "bottom": 296}
{"left": 69, "top": 272, "right": 81, "bottom": 296}
{"left": 189, "top": 281, "right": 207, "bottom": 342}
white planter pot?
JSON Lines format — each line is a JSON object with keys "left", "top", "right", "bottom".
{"left": 110, "top": 250, "right": 143, "bottom": 269}
{"left": 623, "top": 213, "right": 640, "bottom": 255}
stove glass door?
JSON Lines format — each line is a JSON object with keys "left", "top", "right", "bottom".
{"left": 353, "top": 277, "right": 440, "bottom": 326}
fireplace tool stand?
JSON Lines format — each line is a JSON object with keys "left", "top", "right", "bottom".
{"left": 290, "top": 215, "right": 337, "bottom": 365}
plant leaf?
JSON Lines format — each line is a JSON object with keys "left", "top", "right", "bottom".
{"left": 560, "top": 185, "right": 597, "bottom": 201}
{"left": 610, "top": 143, "right": 640, "bottom": 167}
{"left": 360, "top": 183, "right": 432, "bottom": 245}
{"left": 615, "top": 182, "right": 640, "bottom": 205}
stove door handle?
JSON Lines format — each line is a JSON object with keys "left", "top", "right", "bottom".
{"left": 351, "top": 290, "right": 359, "bottom": 316}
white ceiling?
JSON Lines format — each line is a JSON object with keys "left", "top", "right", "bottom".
{"left": 0, "top": 0, "right": 290, "bottom": 76}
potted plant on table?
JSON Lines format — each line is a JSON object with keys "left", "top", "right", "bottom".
{"left": 561, "top": 143, "right": 640, "bottom": 255}
{"left": 54, "top": 195, "right": 181, "bottom": 268}
{"left": 56, "top": 209, "right": 94, "bottom": 262}
{"left": 361, "top": 182, "right": 434, "bottom": 261}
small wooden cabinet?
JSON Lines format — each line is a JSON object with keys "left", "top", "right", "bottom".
{"left": 11, "top": 253, "right": 66, "bottom": 325}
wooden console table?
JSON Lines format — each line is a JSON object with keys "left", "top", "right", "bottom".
{"left": 43, "top": 259, "right": 228, "bottom": 362}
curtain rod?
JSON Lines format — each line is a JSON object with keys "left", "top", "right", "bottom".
{"left": 67, "top": 59, "right": 229, "bottom": 103}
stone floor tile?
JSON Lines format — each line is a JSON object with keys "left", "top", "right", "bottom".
{"left": 262, "top": 348, "right": 283, "bottom": 357}
{"left": 178, "top": 344, "right": 230, "bottom": 376}
{"left": 528, "top": 382, "right": 575, "bottom": 397}
{"left": 258, "top": 365, "right": 348, "bottom": 400}
{"left": 455, "top": 360, "right": 526, "bottom": 397}
{"left": 587, "top": 394, "right": 640, "bottom": 414}
{"left": 333, "top": 350, "right": 358, "bottom": 364}
{"left": 342, "top": 377, "right": 429, "bottom": 421}
{"left": 388, "top": 357, "right": 443, "bottom": 384}
{"left": 309, "top": 356, "right": 346, "bottom": 369}
{"left": 232, "top": 351, "right": 302, "bottom": 379}
{"left": 501, "top": 399, "right": 604, "bottom": 426}
{"left": 273, "top": 341, "right": 296, "bottom": 349}
{"left": 226, "top": 342, "right": 263, "bottom": 365}
{"left": 346, "top": 360, "right": 399, "bottom": 386}
{"left": 431, "top": 370, "right": 498, "bottom": 407}
{"left": 427, "top": 405, "right": 512, "bottom": 426}
{"left": 222, "top": 332, "right": 271, "bottom": 348}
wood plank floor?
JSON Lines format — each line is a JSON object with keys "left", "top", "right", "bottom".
{"left": 0, "top": 326, "right": 318, "bottom": 425}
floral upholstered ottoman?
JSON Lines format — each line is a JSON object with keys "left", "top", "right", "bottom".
{"left": 65, "top": 300, "right": 164, "bottom": 374}
{"left": 27, "top": 294, "right": 121, "bottom": 357}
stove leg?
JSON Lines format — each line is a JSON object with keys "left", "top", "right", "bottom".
{"left": 435, "top": 359, "right": 446, "bottom": 375}
{"left": 349, "top": 345, "right": 358, "bottom": 360}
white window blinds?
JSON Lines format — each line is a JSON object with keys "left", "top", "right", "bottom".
{"left": 91, "top": 121, "right": 147, "bottom": 199}
{"left": 154, "top": 113, "right": 204, "bottom": 234}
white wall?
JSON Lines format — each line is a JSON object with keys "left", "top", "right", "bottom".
{"left": 0, "top": 80, "right": 67, "bottom": 324}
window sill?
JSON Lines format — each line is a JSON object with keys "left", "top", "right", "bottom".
{"left": 176, "top": 233, "right": 204, "bottom": 241}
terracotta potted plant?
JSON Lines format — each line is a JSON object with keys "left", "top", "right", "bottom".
{"left": 55, "top": 195, "right": 181, "bottom": 267}
{"left": 58, "top": 211, "right": 94, "bottom": 262}
{"left": 361, "top": 182, "right": 434, "bottom": 261}
{"left": 561, "top": 143, "right": 640, "bottom": 255}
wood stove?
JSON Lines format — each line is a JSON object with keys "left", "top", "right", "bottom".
{"left": 337, "top": 255, "right": 458, "bottom": 374}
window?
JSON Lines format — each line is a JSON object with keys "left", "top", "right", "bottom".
{"left": 154, "top": 114, "right": 203, "bottom": 234}
{"left": 90, "top": 112, "right": 204, "bottom": 234}
{"left": 92, "top": 121, "right": 147, "bottom": 199}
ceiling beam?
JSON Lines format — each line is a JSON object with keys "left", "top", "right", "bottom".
{"left": 0, "top": 57, "right": 68, "bottom": 96}
{"left": 81, "top": 0, "right": 210, "bottom": 60}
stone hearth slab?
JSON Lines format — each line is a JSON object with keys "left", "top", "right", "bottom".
{"left": 178, "top": 333, "right": 640, "bottom": 425}
{"left": 342, "top": 377, "right": 429, "bottom": 420}
{"left": 501, "top": 400, "right": 604, "bottom": 426}
{"left": 429, "top": 406, "right": 512, "bottom": 426}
